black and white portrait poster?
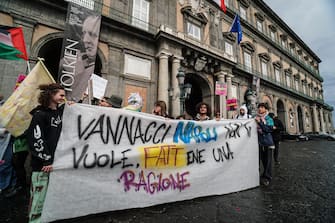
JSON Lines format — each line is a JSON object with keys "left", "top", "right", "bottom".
{"left": 58, "top": 3, "right": 101, "bottom": 101}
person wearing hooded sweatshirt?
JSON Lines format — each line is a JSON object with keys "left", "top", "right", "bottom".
{"left": 235, "top": 104, "right": 252, "bottom": 119}
{"left": 255, "top": 103, "right": 274, "bottom": 186}
{"left": 26, "top": 83, "right": 65, "bottom": 223}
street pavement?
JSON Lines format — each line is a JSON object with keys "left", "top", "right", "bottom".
{"left": 1, "top": 140, "right": 335, "bottom": 223}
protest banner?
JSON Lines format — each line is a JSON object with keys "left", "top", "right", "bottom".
{"left": 42, "top": 104, "right": 259, "bottom": 222}
{"left": 0, "top": 60, "right": 55, "bottom": 137}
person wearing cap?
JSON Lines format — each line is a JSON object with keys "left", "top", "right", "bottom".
{"left": 255, "top": 102, "right": 274, "bottom": 186}
{"left": 268, "top": 113, "right": 284, "bottom": 165}
{"left": 235, "top": 104, "right": 252, "bottom": 119}
{"left": 98, "top": 95, "right": 123, "bottom": 108}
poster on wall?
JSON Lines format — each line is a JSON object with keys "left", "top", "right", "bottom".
{"left": 215, "top": 81, "right": 227, "bottom": 96}
{"left": 41, "top": 104, "right": 259, "bottom": 222}
{"left": 58, "top": 2, "right": 101, "bottom": 101}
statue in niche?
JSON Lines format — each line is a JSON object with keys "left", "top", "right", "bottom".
{"left": 305, "top": 113, "right": 310, "bottom": 128}
{"left": 289, "top": 109, "right": 295, "bottom": 127}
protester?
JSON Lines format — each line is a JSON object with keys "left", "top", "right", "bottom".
{"left": 0, "top": 126, "right": 17, "bottom": 198}
{"left": 123, "top": 93, "right": 143, "bottom": 112}
{"left": 194, "top": 102, "right": 211, "bottom": 121}
{"left": 0, "top": 94, "right": 17, "bottom": 198}
{"left": 176, "top": 112, "right": 193, "bottom": 120}
{"left": 98, "top": 95, "right": 123, "bottom": 108}
{"left": 269, "top": 113, "right": 284, "bottom": 165}
{"left": 26, "top": 83, "right": 65, "bottom": 222}
{"left": 235, "top": 104, "right": 252, "bottom": 119}
{"left": 152, "top": 101, "right": 171, "bottom": 118}
{"left": 12, "top": 75, "right": 30, "bottom": 193}
{"left": 12, "top": 134, "right": 29, "bottom": 193}
{"left": 255, "top": 103, "right": 274, "bottom": 186}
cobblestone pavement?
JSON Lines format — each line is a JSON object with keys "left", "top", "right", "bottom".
{"left": 1, "top": 140, "right": 335, "bottom": 223}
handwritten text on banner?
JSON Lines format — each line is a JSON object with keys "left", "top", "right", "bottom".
{"left": 42, "top": 104, "right": 259, "bottom": 222}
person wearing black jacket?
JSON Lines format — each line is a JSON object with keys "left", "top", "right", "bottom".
{"left": 26, "top": 83, "right": 65, "bottom": 223}
{"left": 269, "top": 113, "right": 284, "bottom": 165}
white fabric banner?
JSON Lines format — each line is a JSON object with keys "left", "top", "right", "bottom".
{"left": 42, "top": 104, "right": 259, "bottom": 222}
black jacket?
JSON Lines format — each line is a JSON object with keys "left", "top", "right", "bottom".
{"left": 272, "top": 118, "right": 284, "bottom": 142}
{"left": 26, "top": 105, "right": 64, "bottom": 171}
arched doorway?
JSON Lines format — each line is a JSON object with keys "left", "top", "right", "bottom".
{"left": 297, "top": 106, "right": 304, "bottom": 133}
{"left": 37, "top": 38, "right": 63, "bottom": 80}
{"left": 184, "top": 73, "right": 212, "bottom": 118}
{"left": 277, "top": 99, "right": 286, "bottom": 132}
{"left": 37, "top": 38, "right": 103, "bottom": 80}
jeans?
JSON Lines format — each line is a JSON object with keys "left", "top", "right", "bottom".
{"left": 259, "top": 146, "right": 272, "bottom": 181}
{"left": 0, "top": 140, "right": 16, "bottom": 190}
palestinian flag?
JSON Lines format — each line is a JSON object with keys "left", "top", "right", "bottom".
{"left": 0, "top": 26, "right": 28, "bottom": 60}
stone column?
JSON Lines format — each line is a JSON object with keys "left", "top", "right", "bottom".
{"left": 214, "top": 71, "right": 226, "bottom": 118}
{"left": 171, "top": 56, "right": 183, "bottom": 117}
{"left": 329, "top": 113, "right": 334, "bottom": 133}
{"left": 226, "top": 73, "right": 234, "bottom": 119}
{"left": 312, "top": 104, "right": 320, "bottom": 133}
{"left": 294, "top": 104, "right": 299, "bottom": 134}
{"left": 301, "top": 106, "right": 307, "bottom": 133}
{"left": 273, "top": 96, "right": 278, "bottom": 115}
{"left": 324, "top": 112, "right": 329, "bottom": 133}
{"left": 319, "top": 107, "right": 325, "bottom": 133}
{"left": 157, "top": 52, "right": 170, "bottom": 105}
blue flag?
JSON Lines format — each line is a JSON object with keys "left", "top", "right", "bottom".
{"left": 229, "top": 14, "right": 242, "bottom": 44}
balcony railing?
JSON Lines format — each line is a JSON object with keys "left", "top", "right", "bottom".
{"left": 225, "top": 3, "right": 323, "bottom": 82}
{"left": 236, "top": 63, "right": 316, "bottom": 101}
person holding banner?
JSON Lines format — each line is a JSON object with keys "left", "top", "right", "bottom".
{"left": 255, "top": 103, "right": 274, "bottom": 186}
{"left": 152, "top": 101, "right": 170, "bottom": 118}
{"left": 26, "top": 83, "right": 65, "bottom": 223}
{"left": 194, "top": 102, "right": 211, "bottom": 121}
{"left": 234, "top": 104, "right": 252, "bottom": 119}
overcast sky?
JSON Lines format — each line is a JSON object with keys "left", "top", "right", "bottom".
{"left": 263, "top": 0, "right": 335, "bottom": 124}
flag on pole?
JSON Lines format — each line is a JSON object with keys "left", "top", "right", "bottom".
{"left": 229, "top": 14, "right": 242, "bottom": 44}
{"left": 214, "top": 0, "right": 226, "bottom": 12}
{"left": 0, "top": 26, "right": 28, "bottom": 60}
{"left": 0, "top": 59, "right": 55, "bottom": 137}
{"left": 220, "top": 0, "right": 227, "bottom": 12}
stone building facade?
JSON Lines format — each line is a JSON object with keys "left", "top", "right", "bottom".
{"left": 0, "top": 0, "right": 333, "bottom": 134}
